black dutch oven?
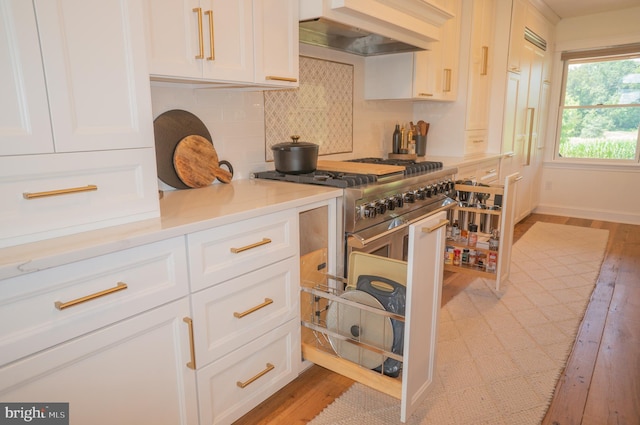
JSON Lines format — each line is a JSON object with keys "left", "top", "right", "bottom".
{"left": 271, "top": 135, "right": 318, "bottom": 174}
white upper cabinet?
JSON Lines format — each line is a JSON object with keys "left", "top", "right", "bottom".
{"left": 144, "top": 0, "right": 253, "bottom": 84}
{"left": 144, "top": 0, "right": 298, "bottom": 87}
{"left": 364, "top": 0, "right": 461, "bottom": 101}
{"left": 0, "top": 1, "right": 53, "bottom": 156}
{"left": 465, "top": 0, "right": 495, "bottom": 131}
{"left": 253, "top": 0, "right": 299, "bottom": 87}
{"left": 0, "top": 0, "right": 153, "bottom": 155}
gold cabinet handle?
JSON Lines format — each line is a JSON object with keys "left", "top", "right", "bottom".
{"left": 233, "top": 298, "right": 273, "bottom": 318}
{"left": 486, "top": 168, "right": 497, "bottom": 174}
{"left": 193, "top": 7, "right": 204, "bottom": 59}
{"left": 422, "top": 219, "right": 449, "bottom": 234}
{"left": 481, "top": 46, "right": 488, "bottom": 75}
{"left": 418, "top": 93, "right": 434, "bottom": 97}
{"left": 236, "top": 363, "right": 274, "bottom": 388}
{"left": 443, "top": 68, "right": 452, "bottom": 92}
{"left": 230, "top": 238, "right": 272, "bottom": 253}
{"left": 54, "top": 282, "right": 127, "bottom": 310}
{"left": 205, "top": 10, "right": 214, "bottom": 60}
{"left": 183, "top": 317, "right": 196, "bottom": 370}
{"left": 23, "top": 184, "right": 97, "bottom": 199}
{"left": 266, "top": 76, "right": 298, "bottom": 83}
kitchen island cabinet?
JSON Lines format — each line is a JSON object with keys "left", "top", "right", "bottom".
{"left": 0, "top": 179, "right": 342, "bottom": 425}
{"left": 0, "top": 0, "right": 159, "bottom": 248}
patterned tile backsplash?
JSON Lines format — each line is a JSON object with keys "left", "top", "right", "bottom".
{"left": 264, "top": 56, "right": 353, "bottom": 161}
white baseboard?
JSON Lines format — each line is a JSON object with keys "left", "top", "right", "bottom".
{"left": 534, "top": 204, "right": 640, "bottom": 225}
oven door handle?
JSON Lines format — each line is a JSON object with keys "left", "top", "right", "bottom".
{"left": 347, "top": 201, "right": 455, "bottom": 249}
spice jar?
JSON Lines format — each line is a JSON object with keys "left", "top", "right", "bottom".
{"left": 468, "top": 223, "right": 478, "bottom": 247}
{"left": 453, "top": 249, "right": 461, "bottom": 266}
{"left": 468, "top": 249, "right": 476, "bottom": 266}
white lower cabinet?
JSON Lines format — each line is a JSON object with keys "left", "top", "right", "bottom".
{"left": 196, "top": 319, "right": 299, "bottom": 425}
{"left": 0, "top": 298, "right": 199, "bottom": 425}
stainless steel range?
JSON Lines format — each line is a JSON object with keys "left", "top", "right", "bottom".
{"left": 253, "top": 158, "right": 457, "bottom": 273}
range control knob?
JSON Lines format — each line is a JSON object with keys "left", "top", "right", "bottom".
{"left": 416, "top": 188, "right": 427, "bottom": 200}
{"left": 364, "top": 204, "right": 377, "bottom": 218}
{"left": 375, "top": 201, "right": 387, "bottom": 215}
{"left": 403, "top": 192, "right": 415, "bottom": 203}
{"left": 395, "top": 195, "right": 404, "bottom": 208}
{"left": 384, "top": 198, "right": 396, "bottom": 211}
{"left": 426, "top": 185, "right": 434, "bottom": 197}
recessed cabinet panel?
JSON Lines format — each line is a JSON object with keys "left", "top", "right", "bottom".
{"left": 34, "top": 0, "right": 154, "bottom": 152}
{"left": 0, "top": 148, "right": 159, "bottom": 248}
{"left": 191, "top": 257, "right": 298, "bottom": 364}
{"left": 0, "top": 237, "right": 188, "bottom": 365}
{"left": 187, "top": 209, "right": 297, "bottom": 291}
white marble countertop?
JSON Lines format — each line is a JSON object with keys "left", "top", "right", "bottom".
{"left": 0, "top": 179, "right": 342, "bottom": 280}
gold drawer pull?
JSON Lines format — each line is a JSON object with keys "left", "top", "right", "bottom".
{"left": 205, "top": 9, "right": 215, "bottom": 60}
{"left": 266, "top": 75, "right": 298, "bottom": 82}
{"left": 54, "top": 282, "right": 127, "bottom": 310}
{"left": 233, "top": 298, "right": 273, "bottom": 318}
{"left": 183, "top": 317, "right": 196, "bottom": 370}
{"left": 422, "top": 219, "right": 449, "bottom": 234}
{"left": 418, "top": 92, "right": 433, "bottom": 97}
{"left": 237, "top": 363, "right": 275, "bottom": 388}
{"left": 230, "top": 238, "right": 272, "bottom": 253}
{"left": 24, "top": 184, "right": 97, "bottom": 199}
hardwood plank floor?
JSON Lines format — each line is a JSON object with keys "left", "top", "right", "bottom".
{"left": 234, "top": 214, "right": 640, "bottom": 424}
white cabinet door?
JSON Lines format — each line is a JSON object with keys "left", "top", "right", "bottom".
{"left": 143, "top": 0, "right": 202, "bottom": 79}
{"left": 145, "top": 0, "right": 253, "bottom": 84}
{"left": 0, "top": 298, "right": 199, "bottom": 425}
{"left": 34, "top": 0, "right": 154, "bottom": 152}
{"left": 465, "top": 0, "right": 495, "bottom": 131}
{"left": 0, "top": 0, "right": 53, "bottom": 156}
{"left": 401, "top": 211, "right": 447, "bottom": 422}
{"left": 253, "top": 0, "right": 298, "bottom": 87}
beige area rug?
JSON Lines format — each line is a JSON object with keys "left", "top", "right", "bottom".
{"left": 309, "top": 222, "right": 609, "bottom": 425}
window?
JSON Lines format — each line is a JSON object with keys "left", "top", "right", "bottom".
{"left": 556, "top": 44, "right": 640, "bottom": 163}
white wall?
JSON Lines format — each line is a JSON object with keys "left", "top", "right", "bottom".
{"left": 150, "top": 44, "right": 413, "bottom": 190}
{"left": 536, "top": 6, "right": 640, "bottom": 225}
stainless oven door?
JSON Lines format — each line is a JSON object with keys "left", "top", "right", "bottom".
{"left": 345, "top": 200, "right": 455, "bottom": 266}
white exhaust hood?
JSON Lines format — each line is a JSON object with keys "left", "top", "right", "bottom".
{"left": 299, "top": 0, "right": 454, "bottom": 56}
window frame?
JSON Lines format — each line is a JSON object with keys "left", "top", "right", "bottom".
{"left": 553, "top": 44, "right": 640, "bottom": 165}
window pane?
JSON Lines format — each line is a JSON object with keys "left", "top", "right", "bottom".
{"left": 564, "top": 58, "right": 640, "bottom": 106}
{"left": 558, "top": 106, "right": 640, "bottom": 159}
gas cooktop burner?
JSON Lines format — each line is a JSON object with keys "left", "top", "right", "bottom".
{"left": 347, "top": 158, "right": 443, "bottom": 175}
{"left": 252, "top": 170, "right": 377, "bottom": 188}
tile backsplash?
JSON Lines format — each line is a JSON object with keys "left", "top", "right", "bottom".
{"left": 149, "top": 44, "right": 413, "bottom": 190}
{"left": 264, "top": 56, "right": 353, "bottom": 160}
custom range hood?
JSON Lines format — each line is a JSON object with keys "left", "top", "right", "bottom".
{"left": 299, "top": 0, "right": 454, "bottom": 56}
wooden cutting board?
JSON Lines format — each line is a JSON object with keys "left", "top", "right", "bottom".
{"left": 173, "top": 135, "right": 219, "bottom": 188}
{"left": 316, "top": 160, "right": 405, "bottom": 176}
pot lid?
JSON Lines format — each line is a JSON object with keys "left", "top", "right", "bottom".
{"left": 272, "top": 135, "right": 318, "bottom": 151}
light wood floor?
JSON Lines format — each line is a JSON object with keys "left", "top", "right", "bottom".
{"left": 234, "top": 214, "right": 640, "bottom": 425}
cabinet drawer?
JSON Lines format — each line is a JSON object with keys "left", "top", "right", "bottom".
{"left": 192, "top": 257, "right": 298, "bottom": 365}
{"left": 464, "top": 130, "right": 488, "bottom": 155}
{"left": 187, "top": 210, "right": 297, "bottom": 291}
{"left": 0, "top": 149, "right": 159, "bottom": 248}
{"left": 477, "top": 159, "right": 500, "bottom": 184}
{"left": 0, "top": 237, "right": 188, "bottom": 366}
{"left": 196, "top": 319, "right": 299, "bottom": 425}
